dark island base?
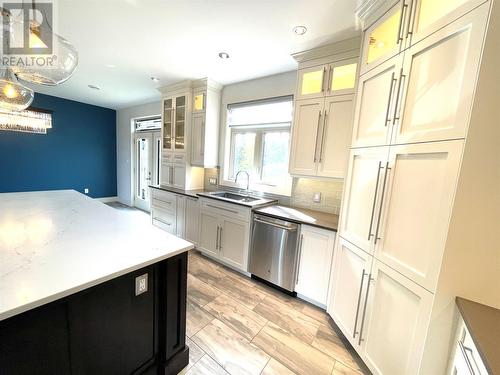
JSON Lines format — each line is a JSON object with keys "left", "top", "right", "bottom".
{"left": 0, "top": 252, "right": 189, "bottom": 375}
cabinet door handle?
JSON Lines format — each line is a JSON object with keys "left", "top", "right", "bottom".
{"left": 353, "top": 269, "right": 367, "bottom": 339}
{"left": 216, "top": 226, "right": 220, "bottom": 250}
{"left": 170, "top": 166, "right": 174, "bottom": 185}
{"left": 358, "top": 274, "right": 374, "bottom": 345}
{"left": 406, "top": 0, "right": 417, "bottom": 38}
{"left": 327, "top": 66, "right": 333, "bottom": 94}
{"left": 314, "top": 110, "right": 322, "bottom": 163}
{"left": 392, "top": 69, "right": 406, "bottom": 125}
{"left": 367, "top": 162, "right": 384, "bottom": 240}
{"left": 385, "top": 73, "right": 397, "bottom": 126}
{"left": 319, "top": 109, "right": 328, "bottom": 163}
{"left": 155, "top": 217, "right": 172, "bottom": 226}
{"left": 396, "top": 3, "right": 408, "bottom": 44}
{"left": 321, "top": 67, "right": 327, "bottom": 92}
{"left": 219, "top": 227, "right": 223, "bottom": 251}
{"left": 374, "top": 163, "right": 392, "bottom": 244}
{"left": 295, "top": 234, "right": 304, "bottom": 286}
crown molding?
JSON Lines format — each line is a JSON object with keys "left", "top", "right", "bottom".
{"left": 355, "top": 0, "right": 399, "bottom": 30}
{"left": 292, "top": 36, "right": 362, "bottom": 63}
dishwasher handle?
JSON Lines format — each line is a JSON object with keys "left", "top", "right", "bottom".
{"left": 253, "top": 217, "right": 298, "bottom": 231}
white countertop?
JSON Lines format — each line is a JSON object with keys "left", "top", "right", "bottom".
{"left": 0, "top": 190, "right": 193, "bottom": 321}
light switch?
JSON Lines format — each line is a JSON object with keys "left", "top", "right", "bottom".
{"left": 135, "top": 273, "right": 148, "bottom": 296}
{"left": 313, "top": 192, "right": 321, "bottom": 203}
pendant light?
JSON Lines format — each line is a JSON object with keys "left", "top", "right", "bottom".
{"left": 0, "top": 68, "right": 34, "bottom": 111}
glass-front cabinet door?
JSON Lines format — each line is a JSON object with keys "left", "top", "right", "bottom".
{"left": 162, "top": 98, "right": 173, "bottom": 151}
{"left": 174, "top": 95, "right": 186, "bottom": 150}
{"left": 193, "top": 91, "right": 205, "bottom": 112}
{"left": 327, "top": 59, "right": 358, "bottom": 96}
{"left": 296, "top": 65, "right": 328, "bottom": 100}
{"left": 360, "top": 1, "right": 407, "bottom": 75}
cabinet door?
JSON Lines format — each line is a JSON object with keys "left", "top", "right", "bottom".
{"left": 327, "top": 59, "right": 359, "bottom": 96}
{"left": 176, "top": 196, "right": 185, "bottom": 238}
{"left": 393, "top": 4, "right": 489, "bottom": 145}
{"left": 296, "top": 64, "right": 328, "bottom": 100}
{"left": 352, "top": 55, "right": 403, "bottom": 148}
{"left": 191, "top": 113, "right": 205, "bottom": 166}
{"left": 328, "top": 237, "right": 372, "bottom": 349}
{"left": 162, "top": 98, "right": 173, "bottom": 151}
{"left": 359, "top": 261, "right": 433, "bottom": 375}
{"left": 404, "top": 0, "right": 486, "bottom": 48}
{"left": 219, "top": 218, "right": 249, "bottom": 271}
{"left": 193, "top": 90, "right": 206, "bottom": 112}
{"left": 295, "top": 226, "right": 335, "bottom": 306}
{"left": 199, "top": 211, "right": 219, "bottom": 257}
{"left": 317, "top": 94, "right": 355, "bottom": 178}
{"left": 172, "top": 164, "right": 185, "bottom": 190}
{"left": 174, "top": 95, "right": 186, "bottom": 151}
{"left": 360, "top": 1, "right": 408, "bottom": 75}
{"left": 160, "top": 161, "right": 172, "bottom": 186}
{"left": 289, "top": 98, "right": 324, "bottom": 176}
{"left": 373, "top": 140, "right": 464, "bottom": 291}
{"left": 185, "top": 197, "right": 200, "bottom": 244}
{"left": 339, "top": 146, "right": 389, "bottom": 254}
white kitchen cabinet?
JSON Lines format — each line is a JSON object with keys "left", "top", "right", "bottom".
{"left": 295, "top": 225, "right": 335, "bottom": 307}
{"left": 327, "top": 58, "right": 359, "bottom": 96}
{"left": 289, "top": 98, "right": 324, "bottom": 176}
{"left": 352, "top": 55, "right": 403, "bottom": 148}
{"left": 374, "top": 140, "right": 464, "bottom": 291}
{"left": 328, "top": 237, "right": 373, "bottom": 349}
{"left": 176, "top": 195, "right": 185, "bottom": 238}
{"left": 317, "top": 94, "right": 355, "bottom": 178}
{"left": 198, "top": 198, "right": 251, "bottom": 272}
{"left": 296, "top": 65, "right": 329, "bottom": 100}
{"left": 392, "top": 3, "right": 489, "bottom": 145}
{"left": 150, "top": 188, "right": 187, "bottom": 238}
{"left": 162, "top": 95, "right": 187, "bottom": 153}
{"left": 359, "top": 260, "right": 433, "bottom": 375}
{"left": 339, "top": 146, "right": 389, "bottom": 254}
{"left": 185, "top": 197, "right": 200, "bottom": 245}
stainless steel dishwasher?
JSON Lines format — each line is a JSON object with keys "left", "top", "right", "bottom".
{"left": 249, "top": 213, "right": 300, "bottom": 292}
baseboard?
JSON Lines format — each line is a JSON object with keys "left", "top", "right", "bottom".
{"left": 95, "top": 196, "right": 119, "bottom": 203}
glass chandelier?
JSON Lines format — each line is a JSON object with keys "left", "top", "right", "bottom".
{"left": 0, "top": 68, "right": 34, "bottom": 111}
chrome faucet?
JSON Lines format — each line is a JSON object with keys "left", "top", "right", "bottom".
{"left": 235, "top": 170, "right": 250, "bottom": 193}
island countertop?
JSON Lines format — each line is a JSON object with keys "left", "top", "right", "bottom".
{"left": 0, "top": 190, "right": 193, "bottom": 321}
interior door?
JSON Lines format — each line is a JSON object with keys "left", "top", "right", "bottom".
{"left": 289, "top": 98, "right": 324, "bottom": 176}
{"left": 339, "top": 146, "right": 389, "bottom": 254}
{"left": 317, "top": 94, "right": 355, "bottom": 178}
{"left": 360, "top": 260, "right": 433, "bottom": 375}
{"left": 393, "top": 4, "right": 489, "bottom": 145}
{"left": 219, "top": 218, "right": 248, "bottom": 271}
{"left": 199, "top": 211, "right": 219, "bottom": 257}
{"left": 134, "top": 133, "right": 153, "bottom": 211}
{"left": 352, "top": 55, "right": 403, "bottom": 148}
{"left": 328, "top": 238, "right": 373, "bottom": 349}
{"left": 373, "top": 140, "right": 464, "bottom": 291}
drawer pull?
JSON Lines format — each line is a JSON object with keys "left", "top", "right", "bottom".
{"left": 154, "top": 217, "right": 172, "bottom": 226}
{"left": 206, "top": 204, "right": 238, "bottom": 214}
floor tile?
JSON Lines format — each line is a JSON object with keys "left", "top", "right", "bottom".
{"left": 185, "top": 354, "right": 228, "bottom": 375}
{"left": 252, "top": 322, "right": 335, "bottom": 375}
{"left": 254, "top": 282, "right": 306, "bottom": 310}
{"left": 193, "top": 319, "right": 270, "bottom": 375}
{"left": 204, "top": 294, "right": 268, "bottom": 341}
{"left": 312, "top": 325, "right": 362, "bottom": 372}
{"left": 189, "top": 255, "right": 226, "bottom": 285}
{"left": 301, "top": 303, "right": 331, "bottom": 326}
{"left": 179, "top": 337, "right": 206, "bottom": 374}
{"left": 188, "top": 274, "right": 221, "bottom": 307}
{"left": 253, "top": 296, "right": 321, "bottom": 344}
{"left": 213, "top": 276, "right": 267, "bottom": 310}
{"left": 331, "top": 361, "right": 363, "bottom": 375}
{"left": 261, "top": 358, "right": 297, "bottom": 375}
{"left": 186, "top": 299, "right": 214, "bottom": 338}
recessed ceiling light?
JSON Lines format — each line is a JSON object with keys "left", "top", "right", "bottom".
{"left": 218, "top": 52, "right": 230, "bottom": 59}
{"left": 150, "top": 77, "right": 160, "bottom": 82}
{"left": 293, "top": 25, "right": 307, "bottom": 35}
{"left": 88, "top": 84, "right": 101, "bottom": 90}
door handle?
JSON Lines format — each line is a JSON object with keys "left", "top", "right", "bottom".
{"left": 314, "top": 110, "right": 322, "bottom": 163}
{"left": 374, "top": 162, "right": 392, "bottom": 244}
{"left": 396, "top": 2, "right": 408, "bottom": 44}
{"left": 321, "top": 67, "right": 327, "bottom": 92}
{"left": 295, "top": 234, "right": 304, "bottom": 286}
{"left": 367, "top": 162, "right": 384, "bottom": 240}
{"left": 392, "top": 69, "right": 406, "bottom": 126}
{"left": 385, "top": 72, "right": 397, "bottom": 126}
{"left": 254, "top": 218, "right": 297, "bottom": 231}
{"left": 327, "top": 65, "right": 333, "bottom": 94}
{"left": 216, "top": 226, "right": 220, "bottom": 250}
{"left": 358, "top": 274, "right": 374, "bottom": 345}
{"left": 406, "top": 0, "right": 417, "bottom": 39}
{"left": 219, "top": 226, "right": 223, "bottom": 251}
{"left": 319, "top": 109, "right": 328, "bottom": 163}
{"left": 353, "top": 269, "right": 367, "bottom": 339}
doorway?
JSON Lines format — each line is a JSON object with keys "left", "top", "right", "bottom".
{"left": 133, "top": 130, "right": 161, "bottom": 212}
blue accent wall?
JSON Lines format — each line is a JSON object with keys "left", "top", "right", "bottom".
{"left": 0, "top": 93, "right": 117, "bottom": 198}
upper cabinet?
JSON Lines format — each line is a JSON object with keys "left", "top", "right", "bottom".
{"left": 290, "top": 37, "right": 361, "bottom": 178}
{"left": 162, "top": 94, "right": 186, "bottom": 153}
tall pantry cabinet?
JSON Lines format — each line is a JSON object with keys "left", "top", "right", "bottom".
{"left": 327, "top": 1, "right": 499, "bottom": 374}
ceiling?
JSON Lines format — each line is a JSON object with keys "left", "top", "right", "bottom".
{"left": 30, "top": 0, "right": 360, "bottom": 110}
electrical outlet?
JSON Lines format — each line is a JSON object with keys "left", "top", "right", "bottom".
{"left": 209, "top": 177, "right": 217, "bottom": 186}
{"left": 313, "top": 192, "right": 321, "bottom": 203}
{"left": 135, "top": 273, "right": 148, "bottom": 296}
{"left": 84, "top": 188, "right": 89, "bottom": 194}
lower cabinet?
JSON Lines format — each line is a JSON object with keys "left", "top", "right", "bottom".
{"left": 198, "top": 198, "right": 251, "bottom": 272}
{"left": 328, "top": 236, "right": 433, "bottom": 375}
{"left": 295, "top": 225, "right": 335, "bottom": 307}
{"left": 185, "top": 197, "right": 200, "bottom": 244}
{"left": 151, "top": 189, "right": 185, "bottom": 236}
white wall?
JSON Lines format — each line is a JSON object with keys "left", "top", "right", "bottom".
{"left": 116, "top": 101, "right": 161, "bottom": 205}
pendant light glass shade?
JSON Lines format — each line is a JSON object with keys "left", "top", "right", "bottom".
{"left": 12, "top": 33, "right": 79, "bottom": 86}
{"left": 0, "top": 68, "right": 34, "bottom": 111}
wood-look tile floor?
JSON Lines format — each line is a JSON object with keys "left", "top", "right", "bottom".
{"left": 181, "top": 250, "right": 368, "bottom": 375}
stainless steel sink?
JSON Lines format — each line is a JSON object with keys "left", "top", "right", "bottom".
{"left": 211, "top": 192, "right": 259, "bottom": 202}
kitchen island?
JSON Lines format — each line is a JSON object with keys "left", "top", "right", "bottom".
{"left": 0, "top": 190, "right": 193, "bottom": 375}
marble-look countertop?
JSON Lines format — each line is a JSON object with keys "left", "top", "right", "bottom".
{"left": 253, "top": 205, "right": 339, "bottom": 231}
{"left": 0, "top": 190, "right": 193, "bottom": 321}
{"left": 149, "top": 184, "right": 205, "bottom": 198}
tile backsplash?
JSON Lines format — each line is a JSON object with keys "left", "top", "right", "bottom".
{"left": 203, "top": 168, "right": 343, "bottom": 215}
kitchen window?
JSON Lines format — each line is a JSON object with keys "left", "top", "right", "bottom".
{"left": 225, "top": 96, "right": 293, "bottom": 194}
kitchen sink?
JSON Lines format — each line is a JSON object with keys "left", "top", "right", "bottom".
{"left": 211, "top": 192, "right": 259, "bottom": 202}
